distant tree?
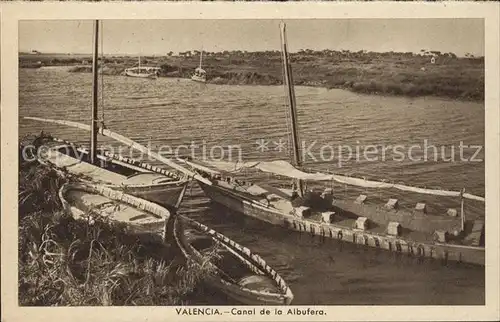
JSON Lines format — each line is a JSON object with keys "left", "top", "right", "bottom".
{"left": 160, "top": 63, "right": 176, "bottom": 73}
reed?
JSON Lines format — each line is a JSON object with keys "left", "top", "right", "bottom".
{"left": 18, "top": 142, "right": 214, "bottom": 306}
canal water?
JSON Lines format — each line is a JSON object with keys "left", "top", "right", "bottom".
{"left": 19, "top": 67, "right": 485, "bottom": 305}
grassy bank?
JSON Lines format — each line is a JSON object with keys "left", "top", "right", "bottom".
{"left": 18, "top": 138, "right": 211, "bottom": 306}
{"left": 20, "top": 50, "right": 484, "bottom": 101}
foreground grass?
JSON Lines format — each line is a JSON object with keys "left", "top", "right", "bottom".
{"left": 18, "top": 149, "right": 211, "bottom": 306}
{"left": 20, "top": 50, "right": 484, "bottom": 101}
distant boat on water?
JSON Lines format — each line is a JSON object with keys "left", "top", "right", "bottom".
{"left": 191, "top": 50, "right": 207, "bottom": 83}
{"left": 124, "top": 56, "right": 160, "bottom": 79}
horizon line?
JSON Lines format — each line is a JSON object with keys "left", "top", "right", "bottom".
{"left": 19, "top": 49, "right": 483, "bottom": 59}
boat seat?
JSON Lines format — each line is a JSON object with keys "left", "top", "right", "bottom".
{"left": 384, "top": 198, "right": 399, "bottom": 210}
{"left": 354, "top": 217, "right": 369, "bottom": 230}
{"left": 433, "top": 230, "right": 449, "bottom": 243}
{"left": 415, "top": 202, "right": 427, "bottom": 213}
{"left": 355, "top": 194, "right": 367, "bottom": 205}
{"left": 447, "top": 208, "right": 458, "bottom": 217}
{"left": 321, "top": 211, "right": 335, "bottom": 224}
{"left": 387, "top": 221, "right": 402, "bottom": 236}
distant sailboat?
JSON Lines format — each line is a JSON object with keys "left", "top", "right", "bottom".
{"left": 124, "top": 55, "right": 160, "bottom": 79}
{"left": 191, "top": 50, "right": 207, "bottom": 83}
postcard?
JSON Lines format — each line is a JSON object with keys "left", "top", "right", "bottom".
{"left": 1, "top": 2, "right": 499, "bottom": 321}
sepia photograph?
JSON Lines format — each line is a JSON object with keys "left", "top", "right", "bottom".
{"left": 2, "top": 3, "right": 499, "bottom": 321}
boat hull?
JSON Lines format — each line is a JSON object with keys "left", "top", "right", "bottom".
{"left": 125, "top": 72, "right": 157, "bottom": 79}
{"left": 191, "top": 75, "right": 206, "bottom": 83}
{"left": 172, "top": 215, "right": 293, "bottom": 305}
{"left": 199, "top": 182, "right": 485, "bottom": 266}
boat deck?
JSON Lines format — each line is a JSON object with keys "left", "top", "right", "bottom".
{"left": 47, "top": 150, "right": 125, "bottom": 185}
{"left": 215, "top": 180, "right": 474, "bottom": 246}
{"left": 307, "top": 213, "right": 434, "bottom": 243}
{"left": 45, "top": 148, "right": 177, "bottom": 187}
{"left": 65, "top": 189, "right": 164, "bottom": 225}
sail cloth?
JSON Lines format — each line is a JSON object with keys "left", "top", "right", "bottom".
{"left": 23, "top": 117, "right": 213, "bottom": 186}
{"left": 201, "top": 159, "right": 485, "bottom": 202}
{"left": 25, "top": 117, "right": 484, "bottom": 203}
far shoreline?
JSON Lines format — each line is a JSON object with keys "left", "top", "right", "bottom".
{"left": 20, "top": 66, "right": 483, "bottom": 104}
{"left": 19, "top": 50, "right": 485, "bottom": 103}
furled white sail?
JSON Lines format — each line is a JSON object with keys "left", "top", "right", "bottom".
{"left": 24, "top": 117, "right": 213, "bottom": 186}
{"left": 200, "top": 159, "right": 485, "bottom": 202}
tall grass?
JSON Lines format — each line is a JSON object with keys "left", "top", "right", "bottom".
{"left": 18, "top": 141, "right": 213, "bottom": 306}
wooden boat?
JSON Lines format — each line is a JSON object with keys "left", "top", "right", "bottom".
{"left": 59, "top": 181, "right": 173, "bottom": 238}
{"left": 31, "top": 137, "right": 188, "bottom": 211}
{"left": 191, "top": 50, "right": 207, "bottom": 83}
{"left": 179, "top": 23, "right": 486, "bottom": 266}
{"left": 172, "top": 213, "right": 293, "bottom": 305}
{"left": 59, "top": 180, "right": 293, "bottom": 304}
{"left": 124, "top": 56, "right": 159, "bottom": 79}
{"left": 24, "top": 20, "right": 199, "bottom": 211}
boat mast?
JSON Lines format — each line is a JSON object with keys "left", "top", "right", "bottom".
{"left": 199, "top": 49, "right": 203, "bottom": 69}
{"left": 90, "top": 20, "right": 100, "bottom": 165}
{"left": 460, "top": 188, "right": 466, "bottom": 231}
{"left": 280, "top": 22, "right": 304, "bottom": 197}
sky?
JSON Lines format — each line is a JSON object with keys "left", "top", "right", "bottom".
{"left": 19, "top": 19, "right": 484, "bottom": 57}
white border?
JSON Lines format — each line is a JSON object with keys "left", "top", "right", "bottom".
{"left": 1, "top": 2, "right": 499, "bottom": 322}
